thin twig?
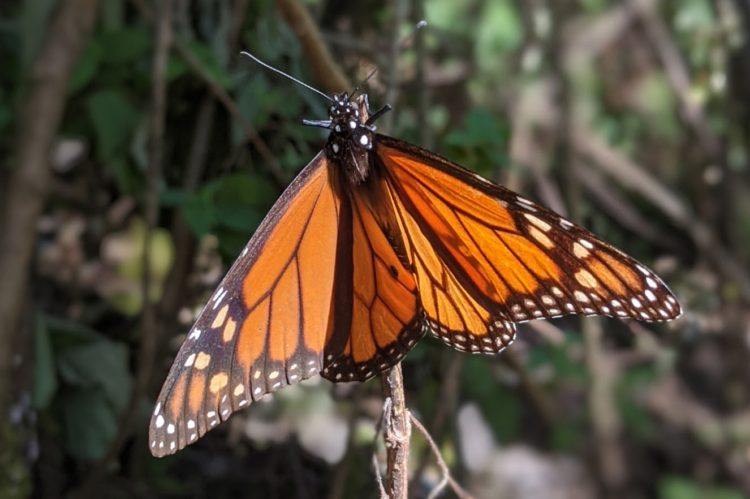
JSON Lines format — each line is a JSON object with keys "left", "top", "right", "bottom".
{"left": 410, "top": 413, "right": 475, "bottom": 499}
{"left": 370, "top": 397, "right": 390, "bottom": 499}
{"left": 410, "top": 353, "right": 463, "bottom": 495}
{"left": 372, "top": 453, "right": 388, "bottom": 499}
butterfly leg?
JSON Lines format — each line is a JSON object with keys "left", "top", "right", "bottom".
{"left": 366, "top": 104, "right": 392, "bottom": 126}
{"left": 302, "top": 118, "right": 332, "bottom": 129}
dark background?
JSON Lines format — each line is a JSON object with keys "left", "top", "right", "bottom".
{"left": 2, "top": 0, "right": 750, "bottom": 498}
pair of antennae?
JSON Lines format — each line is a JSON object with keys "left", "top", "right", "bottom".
{"left": 240, "top": 20, "right": 427, "bottom": 102}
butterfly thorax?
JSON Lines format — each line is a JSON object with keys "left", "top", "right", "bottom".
{"left": 325, "top": 93, "right": 374, "bottom": 184}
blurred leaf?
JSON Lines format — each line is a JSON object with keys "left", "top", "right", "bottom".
{"left": 98, "top": 27, "right": 151, "bottom": 65}
{"left": 527, "top": 336, "right": 587, "bottom": 383}
{"left": 180, "top": 173, "right": 276, "bottom": 253}
{"left": 61, "top": 389, "right": 119, "bottom": 461}
{"left": 462, "top": 357, "right": 521, "bottom": 441}
{"left": 69, "top": 40, "right": 103, "bottom": 94}
{"left": 57, "top": 339, "right": 132, "bottom": 412}
{"left": 445, "top": 108, "right": 507, "bottom": 148}
{"left": 45, "top": 316, "right": 102, "bottom": 348}
{"left": 0, "top": 101, "right": 10, "bottom": 131}
{"left": 166, "top": 53, "right": 188, "bottom": 81}
{"left": 32, "top": 314, "right": 57, "bottom": 410}
{"left": 234, "top": 75, "right": 282, "bottom": 140}
{"left": 674, "top": 0, "right": 715, "bottom": 33}
{"left": 424, "top": 0, "right": 473, "bottom": 34}
{"left": 184, "top": 40, "right": 232, "bottom": 89}
{"left": 658, "top": 476, "right": 744, "bottom": 499}
{"left": 475, "top": 0, "right": 521, "bottom": 75}
{"left": 101, "top": 219, "right": 175, "bottom": 315}
{"left": 619, "top": 365, "right": 659, "bottom": 441}
{"left": 86, "top": 89, "right": 140, "bottom": 161}
{"left": 101, "top": 0, "right": 125, "bottom": 31}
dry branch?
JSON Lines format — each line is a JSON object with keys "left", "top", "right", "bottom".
{"left": 380, "top": 365, "right": 412, "bottom": 499}
{"left": 0, "top": 2, "right": 99, "bottom": 496}
{"left": 276, "top": 0, "right": 350, "bottom": 93}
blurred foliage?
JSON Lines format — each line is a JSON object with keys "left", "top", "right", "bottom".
{"left": 2, "top": 0, "right": 750, "bottom": 497}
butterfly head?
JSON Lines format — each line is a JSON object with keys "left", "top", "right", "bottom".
{"left": 317, "top": 92, "right": 375, "bottom": 183}
{"left": 327, "top": 92, "right": 373, "bottom": 154}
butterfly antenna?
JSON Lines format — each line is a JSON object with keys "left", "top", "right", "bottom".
{"left": 399, "top": 20, "right": 428, "bottom": 51}
{"left": 351, "top": 67, "right": 379, "bottom": 99}
{"left": 240, "top": 50, "right": 334, "bottom": 103}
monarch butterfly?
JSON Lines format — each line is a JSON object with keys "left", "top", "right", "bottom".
{"left": 149, "top": 53, "right": 682, "bottom": 457}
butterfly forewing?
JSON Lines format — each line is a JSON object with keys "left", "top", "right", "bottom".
{"left": 375, "top": 135, "right": 681, "bottom": 343}
{"left": 149, "top": 153, "right": 340, "bottom": 457}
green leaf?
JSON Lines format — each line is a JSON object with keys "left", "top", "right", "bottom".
{"left": 0, "top": 102, "right": 10, "bottom": 131}
{"left": 57, "top": 339, "right": 132, "bottom": 412}
{"left": 445, "top": 108, "right": 506, "bottom": 148}
{"left": 462, "top": 357, "right": 521, "bottom": 441}
{"left": 62, "top": 389, "right": 119, "bottom": 461}
{"left": 69, "top": 40, "right": 103, "bottom": 94}
{"left": 86, "top": 89, "right": 140, "bottom": 162}
{"left": 659, "top": 476, "right": 744, "bottom": 499}
{"left": 182, "top": 192, "right": 217, "bottom": 237}
{"left": 98, "top": 28, "right": 151, "bottom": 65}
{"left": 45, "top": 316, "right": 101, "bottom": 348}
{"left": 32, "top": 315, "right": 57, "bottom": 410}
{"left": 183, "top": 40, "right": 232, "bottom": 89}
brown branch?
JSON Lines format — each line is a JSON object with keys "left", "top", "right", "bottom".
{"left": 0, "top": 1, "right": 98, "bottom": 496}
{"left": 410, "top": 413, "right": 474, "bottom": 499}
{"left": 276, "top": 0, "right": 350, "bottom": 93}
{"left": 583, "top": 319, "right": 628, "bottom": 495}
{"left": 381, "top": 365, "right": 411, "bottom": 499}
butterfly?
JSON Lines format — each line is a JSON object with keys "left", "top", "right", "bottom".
{"left": 149, "top": 62, "right": 681, "bottom": 458}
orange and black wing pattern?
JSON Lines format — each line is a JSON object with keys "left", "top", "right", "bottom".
{"left": 375, "top": 134, "right": 681, "bottom": 354}
{"left": 149, "top": 153, "right": 340, "bottom": 457}
{"left": 321, "top": 189, "right": 422, "bottom": 382}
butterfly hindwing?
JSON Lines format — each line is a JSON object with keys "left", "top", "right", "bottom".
{"left": 379, "top": 173, "right": 518, "bottom": 354}
{"left": 150, "top": 153, "right": 340, "bottom": 457}
{"left": 375, "top": 135, "right": 681, "bottom": 347}
{"left": 321, "top": 189, "right": 422, "bottom": 382}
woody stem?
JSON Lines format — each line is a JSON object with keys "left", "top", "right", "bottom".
{"left": 380, "top": 364, "right": 411, "bottom": 499}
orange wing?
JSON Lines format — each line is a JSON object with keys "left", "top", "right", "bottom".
{"left": 149, "top": 153, "right": 340, "bottom": 457}
{"left": 320, "top": 189, "right": 421, "bottom": 382}
{"left": 375, "top": 135, "right": 681, "bottom": 352}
